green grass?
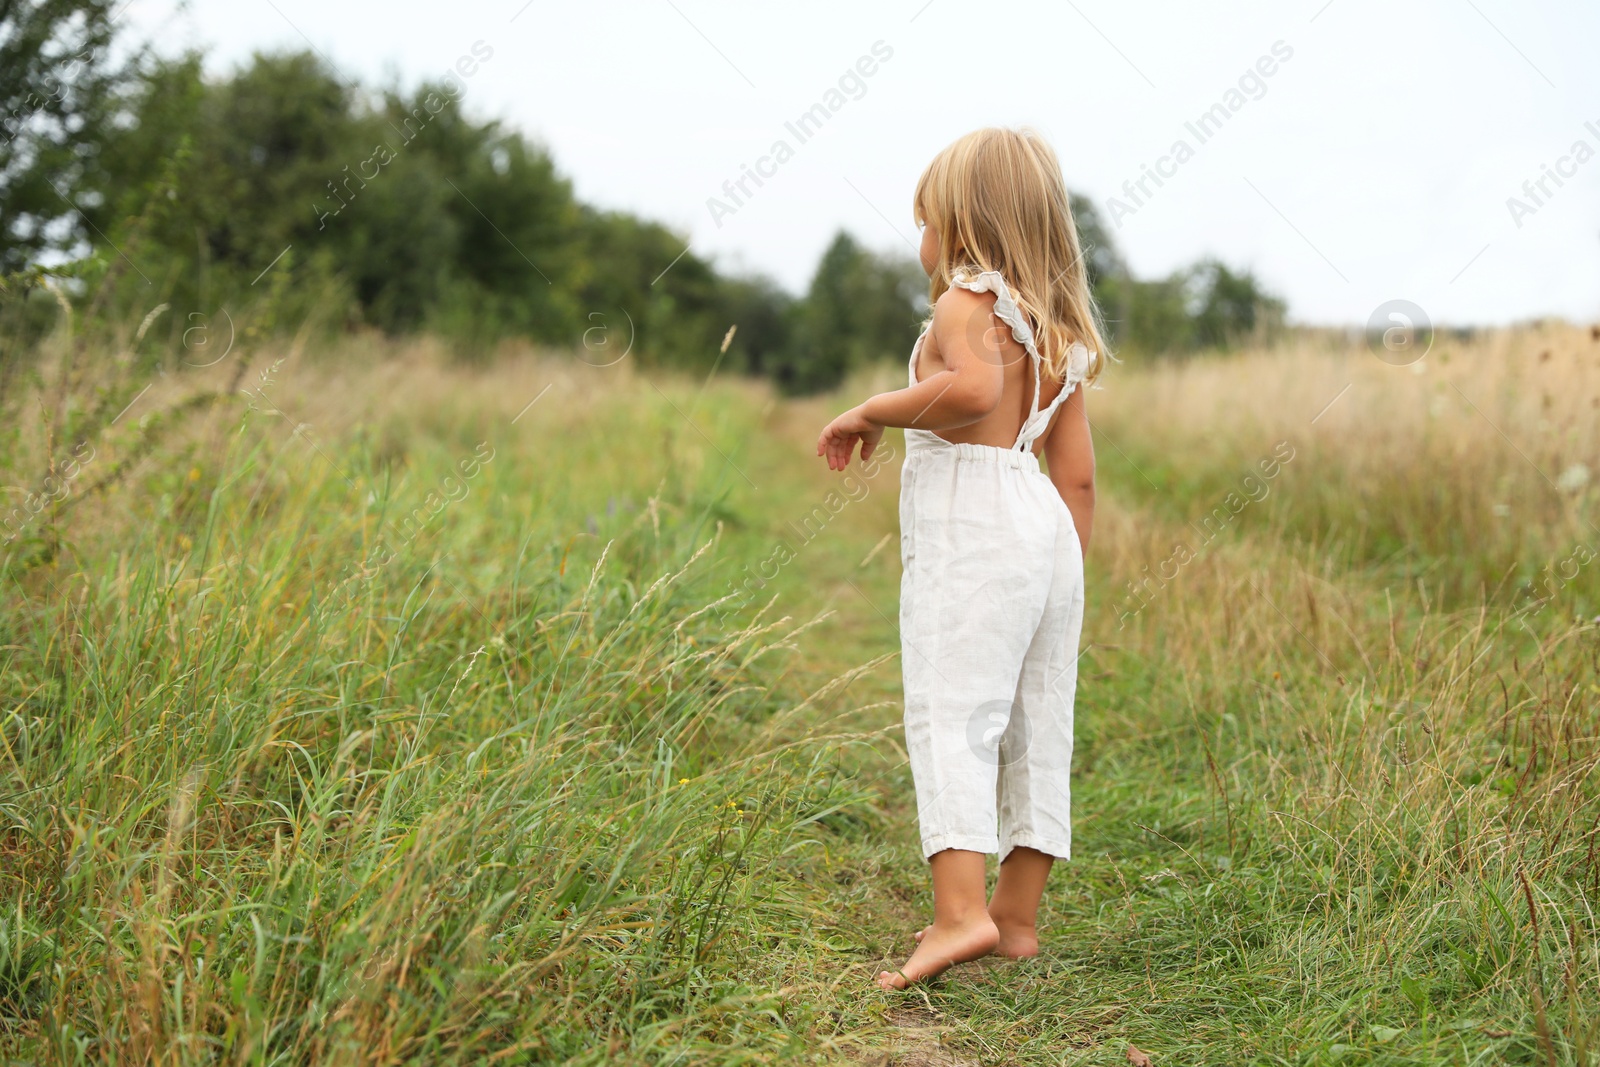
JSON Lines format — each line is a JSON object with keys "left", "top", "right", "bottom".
{"left": 2, "top": 328, "right": 1599, "bottom": 1064}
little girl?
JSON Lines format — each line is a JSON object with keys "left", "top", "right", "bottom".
{"left": 816, "top": 127, "right": 1104, "bottom": 990}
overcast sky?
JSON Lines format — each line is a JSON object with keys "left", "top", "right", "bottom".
{"left": 121, "top": 0, "right": 1600, "bottom": 327}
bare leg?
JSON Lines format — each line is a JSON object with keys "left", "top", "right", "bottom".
{"left": 878, "top": 849, "right": 999, "bottom": 990}
{"left": 915, "top": 845, "right": 1053, "bottom": 958}
{"left": 986, "top": 846, "right": 1053, "bottom": 957}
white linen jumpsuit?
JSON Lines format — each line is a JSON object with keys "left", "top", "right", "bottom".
{"left": 898, "top": 270, "right": 1090, "bottom": 863}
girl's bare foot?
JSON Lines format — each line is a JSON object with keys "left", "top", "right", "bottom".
{"left": 992, "top": 919, "right": 1040, "bottom": 958}
{"left": 914, "top": 918, "right": 1038, "bottom": 958}
{"left": 878, "top": 915, "right": 999, "bottom": 989}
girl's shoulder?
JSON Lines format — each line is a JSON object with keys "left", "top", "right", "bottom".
{"left": 928, "top": 284, "right": 998, "bottom": 349}
{"left": 936, "top": 270, "right": 1039, "bottom": 354}
{"left": 931, "top": 276, "right": 998, "bottom": 323}
{"left": 933, "top": 281, "right": 995, "bottom": 313}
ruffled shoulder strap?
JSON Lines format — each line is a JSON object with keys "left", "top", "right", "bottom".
{"left": 1011, "top": 341, "right": 1092, "bottom": 452}
{"left": 949, "top": 269, "right": 1044, "bottom": 429}
{"left": 1059, "top": 341, "right": 1092, "bottom": 390}
{"left": 947, "top": 269, "right": 1042, "bottom": 362}
{"left": 949, "top": 269, "right": 1095, "bottom": 452}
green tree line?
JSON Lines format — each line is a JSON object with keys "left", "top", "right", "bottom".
{"left": 2, "top": 4, "right": 1286, "bottom": 394}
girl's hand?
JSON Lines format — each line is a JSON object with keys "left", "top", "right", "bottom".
{"left": 816, "top": 405, "right": 885, "bottom": 471}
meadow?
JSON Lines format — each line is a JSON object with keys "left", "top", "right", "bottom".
{"left": 2, "top": 317, "right": 1599, "bottom": 1065}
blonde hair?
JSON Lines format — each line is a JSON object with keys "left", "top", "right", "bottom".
{"left": 913, "top": 127, "right": 1108, "bottom": 385}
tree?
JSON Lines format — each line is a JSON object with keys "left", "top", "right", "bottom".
{"left": 1067, "top": 190, "right": 1125, "bottom": 290}
{"left": 1078, "top": 207, "right": 1286, "bottom": 357}
{"left": 0, "top": 0, "right": 123, "bottom": 271}
{"left": 1185, "top": 258, "right": 1285, "bottom": 348}
{"left": 715, "top": 275, "right": 793, "bottom": 378}
{"left": 28, "top": 33, "right": 1287, "bottom": 377}
{"left": 774, "top": 231, "right": 921, "bottom": 395}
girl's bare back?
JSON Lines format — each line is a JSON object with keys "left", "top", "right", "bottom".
{"left": 912, "top": 286, "right": 1067, "bottom": 455}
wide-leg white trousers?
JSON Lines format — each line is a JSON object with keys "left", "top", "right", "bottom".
{"left": 898, "top": 436, "right": 1085, "bottom": 863}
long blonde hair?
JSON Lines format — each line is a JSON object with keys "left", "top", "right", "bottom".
{"left": 913, "top": 127, "right": 1108, "bottom": 385}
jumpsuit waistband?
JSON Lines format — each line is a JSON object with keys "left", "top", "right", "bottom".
{"left": 904, "top": 431, "right": 1041, "bottom": 473}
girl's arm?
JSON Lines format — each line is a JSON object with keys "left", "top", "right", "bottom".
{"left": 1042, "top": 384, "right": 1095, "bottom": 555}
{"left": 817, "top": 289, "right": 1003, "bottom": 471}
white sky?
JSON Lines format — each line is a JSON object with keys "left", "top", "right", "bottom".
{"left": 121, "top": 0, "right": 1600, "bottom": 327}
